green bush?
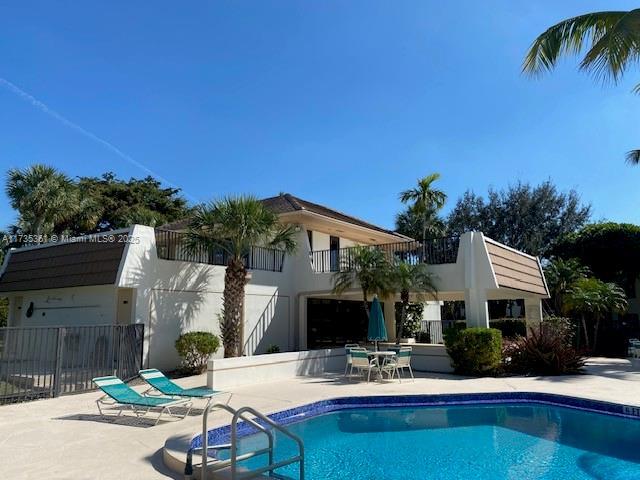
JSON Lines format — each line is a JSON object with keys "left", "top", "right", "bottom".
{"left": 444, "top": 327, "right": 502, "bottom": 376}
{"left": 489, "top": 319, "right": 527, "bottom": 339}
{"left": 175, "top": 331, "right": 220, "bottom": 374}
{"left": 265, "top": 344, "right": 280, "bottom": 354}
{"left": 0, "top": 297, "right": 8, "bottom": 327}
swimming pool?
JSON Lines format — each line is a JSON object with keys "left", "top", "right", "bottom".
{"left": 192, "top": 393, "right": 640, "bottom": 479}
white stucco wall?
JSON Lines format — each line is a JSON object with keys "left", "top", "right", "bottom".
{"left": 7, "top": 285, "right": 118, "bottom": 328}
{"left": 117, "top": 225, "right": 297, "bottom": 371}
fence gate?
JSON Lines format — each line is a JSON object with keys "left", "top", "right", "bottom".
{"left": 0, "top": 324, "right": 144, "bottom": 405}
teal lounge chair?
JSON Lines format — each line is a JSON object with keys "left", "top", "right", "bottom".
{"left": 139, "top": 369, "right": 222, "bottom": 404}
{"left": 92, "top": 376, "right": 192, "bottom": 425}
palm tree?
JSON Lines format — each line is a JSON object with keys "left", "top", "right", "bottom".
{"left": 186, "top": 196, "right": 296, "bottom": 357}
{"left": 5, "top": 164, "right": 81, "bottom": 239}
{"left": 399, "top": 173, "right": 447, "bottom": 250}
{"left": 543, "top": 257, "right": 590, "bottom": 315}
{"left": 567, "top": 277, "right": 628, "bottom": 350}
{"left": 332, "top": 246, "right": 392, "bottom": 319}
{"left": 389, "top": 262, "right": 437, "bottom": 344}
{"left": 523, "top": 8, "right": 640, "bottom": 163}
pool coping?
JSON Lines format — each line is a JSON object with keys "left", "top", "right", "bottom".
{"left": 190, "top": 391, "right": 640, "bottom": 452}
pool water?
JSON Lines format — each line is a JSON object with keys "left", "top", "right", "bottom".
{"left": 224, "top": 403, "right": 640, "bottom": 479}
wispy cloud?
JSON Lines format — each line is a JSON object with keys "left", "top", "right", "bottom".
{"left": 0, "top": 77, "right": 198, "bottom": 202}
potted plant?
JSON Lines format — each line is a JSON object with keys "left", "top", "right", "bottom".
{"left": 398, "top": 303, "right": 423, "bottom": 343}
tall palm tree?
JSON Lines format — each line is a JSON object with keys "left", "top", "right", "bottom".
{"left": 332, "top": 246, "right": 392, "bottom": 319}
{"left": 6, "top": 164, "right": 81, "bottom": 239}
{"left": 544, "top": 257, "right": 590, "bottom": 315}
{"left": 567, "top": 277, "right": 627, "bottom": 350}
{"left": 389, "top": 262, "right": 437, "bottom": 344}
{"left": 187, "top": 196, "right": 296, "bottom": 357}
{"left": 523, "top": 8, "right": 640, "bottom": 163}
{"left": 399, "top": 173, "right": 447, "bottom": 246}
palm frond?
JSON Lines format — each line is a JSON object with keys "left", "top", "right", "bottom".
{"left": 523, "top": 10, "right": 631, "bottom": 78}
{"left": 626, "top": 149, "right": 640, "bottom": 164}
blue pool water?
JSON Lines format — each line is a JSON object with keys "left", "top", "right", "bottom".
{"left": 219, "top": 403, "right": 640, "bottom": 479}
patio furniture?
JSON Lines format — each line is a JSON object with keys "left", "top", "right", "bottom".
{"left": 351, "top": 350, "right": 381, "bottom": 382}
{"left": 344, "top": 344, "right": 361, "bottom": 376}
{"left": 628, "top": 339, "right": 640, "bottom": 358}
{"left": 138, "top": 369, "right": 222, "bottom": 405}
{"left": 92, "top": 375, "right": 192, "bottom": 425}
{"left": 379, "top": 347, "right": 414, "bottom": 382}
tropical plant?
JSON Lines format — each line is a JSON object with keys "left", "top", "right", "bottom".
{"left": 566, "top": 277, "right": 628, "bottom": 351}
{"left": 544, "top": 257, "right": 590, "bottom": 315}
{"left": 447, "top": 181, "right": 591, "bottom": 257}
{"left": 187, "top": 196, "right": 296, "bottom": 357}
{"left": 175, "top": 331, "right": 220, "bottom": 374}
{"left": 503, "top": 321, "right": 585, "bottom": 375}
{"left": 5, "top": 164, "right": 82, "bottom": 238}
{"left": 332, "top": 246, "right": 392, "bottom": 319}
{"left": 523, "top": 8, "right": 640, "bottom": 163}
{"left": 389, "top": 262, "right": 437, "bottom": 343}
{"left": 398, "top": 173, "right": 447, "bottom": 243}
{"left": 395, "top": 206, "right": 447, "bottom": 240}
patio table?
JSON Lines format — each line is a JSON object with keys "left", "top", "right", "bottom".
{"left": 366, "top": 351, "right": 396, "bottom": 381}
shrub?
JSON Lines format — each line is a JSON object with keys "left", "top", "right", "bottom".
{"left": 489, "top": 319, "right": 527, "bottom": 339}
{"left": 396, "top": 303, "right": 424, "bottom": 338}
{"left": 265, "top": 344, "right": 280, "bottom": 354}
{"left": 503, "top": 322, "right": 584, "bottom": 375}
{"left": 175, "top": 331, "right": 220, "bottom": 374}
{"left": 444, "top": 327, "right": 502, "bottom": 376}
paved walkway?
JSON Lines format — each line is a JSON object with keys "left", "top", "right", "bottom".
{"left": 1, "top": 357, "right": 640, "bottom": 479}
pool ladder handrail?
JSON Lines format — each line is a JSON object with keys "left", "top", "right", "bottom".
{"left": 194, "top": 402, "right": 305, "bottom": 480}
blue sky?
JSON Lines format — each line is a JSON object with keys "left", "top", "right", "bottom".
{"left": 1, "top": 1, "right": 639, "bottom": 231}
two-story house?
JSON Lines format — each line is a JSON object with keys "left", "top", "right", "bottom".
{"left": 0, "top": 193, "right": 549, "bottom": 370}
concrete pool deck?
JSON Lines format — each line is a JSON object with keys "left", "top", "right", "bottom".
{"left": 1, "top": 357, "right": 640, "bottom": 479}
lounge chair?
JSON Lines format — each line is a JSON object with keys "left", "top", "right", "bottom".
{"left": 92, "top": 375, "right": 192, "bottom": 425}
{"left": 139, "top": 368, "right": 222, "bottom": 404}
{"left": 350, "top": 350, "right": 380, "bottom": 382}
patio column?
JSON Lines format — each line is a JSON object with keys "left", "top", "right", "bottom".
{"left": 464, "top": 288, "right": 489, "bottom": 328}
{"left": 383, "top": 299, "right": 396, "bottom": 343}
{"left": 524, "top": 297, "right": 543, "bottom": 334}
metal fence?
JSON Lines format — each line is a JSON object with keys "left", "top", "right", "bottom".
{"left": 0, "top": 324, "right": 144, "bottom": 405}
{"left": 311, "top": 236, "right": 460, "bottom": 273}
{"left": 155, "top": 229, "right": 286, "bottom": 272}
{"left": 419, "top": 320, "right": 466, "bottom": 344}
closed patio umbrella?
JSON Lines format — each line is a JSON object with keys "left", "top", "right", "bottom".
{"left": 368, "top": 296, "right": 387, "bottom": 351}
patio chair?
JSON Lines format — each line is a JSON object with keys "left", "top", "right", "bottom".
{"left": 381, "top": 347, "right": 414, "bottom": 382}
{"left": 92, "top": 376, "right": 192, "bottom": 425}
{"left": 350, "top": 350, "right": 380, "bottom": 382}
{"left": 344, "top": 344, "right": 362, "bottom": 376}
{"left": 139, "top": 368, "right": 222, "bottom": 405}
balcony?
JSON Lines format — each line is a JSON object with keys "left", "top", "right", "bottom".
{"left": 154, "top": 229, "right": 286, "bottom": 272}
{"left": 310, "top": 236, "right": 460, "bottom": 273}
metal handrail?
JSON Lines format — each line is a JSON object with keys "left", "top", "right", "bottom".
{"left": 231, "top": 406, "right": 305, "bottom": 480}
{"left": 196, "top": 402, "right": 304, "bottom": 480}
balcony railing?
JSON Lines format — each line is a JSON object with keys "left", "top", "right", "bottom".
{"left": 154, "top": 229, "right": 285, "bottom": 272}
{"left": 310, "top": 236, "right": 460, "bottom": 273}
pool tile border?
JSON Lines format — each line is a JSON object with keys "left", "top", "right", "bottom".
{"left": 190, "top": 391, "right": 640, "bottom": 451}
